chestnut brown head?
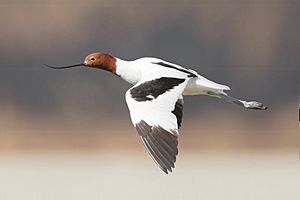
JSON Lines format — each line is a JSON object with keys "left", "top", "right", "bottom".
{"left": 45, "top": 52, "right": 117, "bottom": 74}
{"left": 83, "top": 52, "right": 116, "bottom": 73}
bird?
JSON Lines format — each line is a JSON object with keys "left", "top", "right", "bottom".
{"left": 45, "top": 52, "right": 267, "bottom": 174}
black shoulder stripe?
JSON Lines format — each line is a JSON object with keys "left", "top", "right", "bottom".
{"left": 130, "top": 77, "right": 185, "bottom": 102}
{"left": 172, "top": 99, "right": 184, "bottom": 129}
{"left": 152, "top": 62, "right": 197, "bottom": 78}
{"left": 135, "top": 120, "right": 178, "bottom": 174}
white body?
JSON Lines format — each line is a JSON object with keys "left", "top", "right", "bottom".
{"left": 115, "top": 57, "right": 232, "bottom": 134}
{"left": 116, "top": 57, "right": 230, "bottom": 96}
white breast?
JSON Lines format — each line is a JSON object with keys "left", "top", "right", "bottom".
{"left": 115, "top": 58, "right": 142, "bottom": 85}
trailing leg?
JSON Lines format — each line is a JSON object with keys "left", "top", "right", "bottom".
{"left": 207, "top": 91, "right": 267, "bottom": 110}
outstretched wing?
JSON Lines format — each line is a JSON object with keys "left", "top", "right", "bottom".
{"left": 125, "top": 77, "right": 188, "bottom": 174}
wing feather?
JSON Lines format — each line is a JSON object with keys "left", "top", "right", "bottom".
{"left": 126, "top": 77, "right": 189, "bottom": 174}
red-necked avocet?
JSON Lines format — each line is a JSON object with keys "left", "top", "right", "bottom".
{"left": 46, "top": 52, "right": 267, "bottom": 174}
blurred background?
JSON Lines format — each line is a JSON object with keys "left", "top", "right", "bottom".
{"left": 0, "top": 0, "right": 299, "bottom": 199}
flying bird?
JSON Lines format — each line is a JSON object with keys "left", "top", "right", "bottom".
{"left": 46, "top": 52, "right": 267, "bottom": 174}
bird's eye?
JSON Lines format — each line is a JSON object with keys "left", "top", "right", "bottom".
{"left": 90, "top": 57, "right": 95, "bottom": 62}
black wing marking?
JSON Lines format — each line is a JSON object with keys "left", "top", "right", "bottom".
{"left": 152, "top": 62, "right": 197, "bottom": 78}
{"left": 130, "top": 77, "right": 185, "bottom": 102}
{"left": 172, "top": 98, "right": 184, "bottom": 129}
{"left": 135, "top": 120, "right": 178, "bottom": 174}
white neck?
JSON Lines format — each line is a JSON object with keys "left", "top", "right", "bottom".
{"left": 115, "top": 58, "right": 142, "bottom": 85}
